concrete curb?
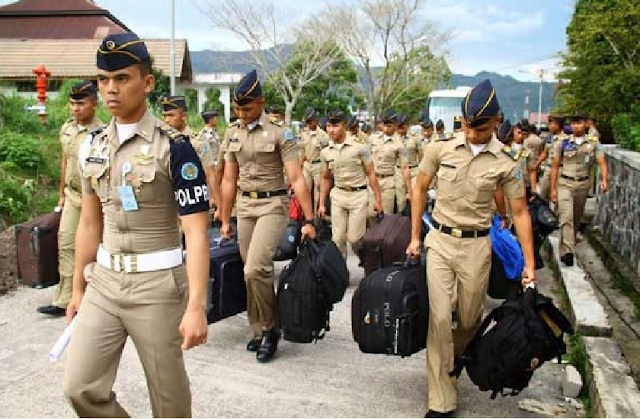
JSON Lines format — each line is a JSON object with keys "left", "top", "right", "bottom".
{"left": 583, "top": 337, "right": 640, "bottom": 418}
{"left": 546, "top": 236, "right": 640, "bottom": 417}
{"left": 546, "top": 236, "right": 612, "bottom": 337}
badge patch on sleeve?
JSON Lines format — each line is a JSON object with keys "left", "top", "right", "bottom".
{"left": 514, "top": 166, "right": 522, "bottom": 181}
{"left": 181, "top": 162, "right": 199, "bottom": 180}
{"left": 284, "top": 129, "right": 294, "bottom": 142}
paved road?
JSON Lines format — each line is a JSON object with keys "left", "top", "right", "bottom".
{"left": 0, "top": 252, "right": 580, "bottom": 418}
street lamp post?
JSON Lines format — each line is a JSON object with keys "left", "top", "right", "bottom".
{"left": 537, "top": 69, "right": 545, "bottom": 130}
{"left": 170, "top": 0, "right": 176, "bottom": 95}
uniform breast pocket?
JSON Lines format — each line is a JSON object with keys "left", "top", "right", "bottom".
{"left": 256, "top": 142, "right": 276, "bottom": 154}
{"left": 435, "top": 167, "right": 457, "bottom": 197}
{"left": 127, "top": 168, "right": 156, "bottom": 204}
{"left": 564, "top": 150, "right": 577, "bottom": 160}
{"left": 473, "top": 177, "right": 497, "bottom": 204}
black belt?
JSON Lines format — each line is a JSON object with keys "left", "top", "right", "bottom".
{"left": 396, "top": 165, "right": 418, "bottom": 169}
{"left": 241, "top": 189, "right": 287, "bottom": 199}
{"left": 336, "top": 185, "right": 367, "bottom": 192}
{"left": 431, "top": 219, "right": 490, "bottom": 239}
{"left": 310, "top": 159, "right": 322, "bottom": 164}
{"left": 377, "top": 173, "right": 393, "bottom": 178}
{"left": 561, "top": 174, "right": 589, "bottom": 182}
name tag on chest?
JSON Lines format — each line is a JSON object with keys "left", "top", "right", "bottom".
{"left": 118, "top": 185, "right": 139, "bottom": 211}
{"left": 86, "top": 156, "right": 106, "bottom": 164}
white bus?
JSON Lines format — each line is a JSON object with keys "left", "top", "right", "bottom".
{"left": 426, "top": 86, "right": 472, "bottom": 133}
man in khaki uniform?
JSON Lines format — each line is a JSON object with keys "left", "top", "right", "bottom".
{"left": 537, "top": 115, "right": 567, "bottom": 201}
{"left": 301, "top": 108, "right": 330, "bottom": 211}
{"left": 64, "top": 33, "right": 210, "bottom": 417}
{"left": 199, "top": 110, "right": 222, "bottom": 210}
{"left": 407, "top": 80, "right": 536, "bottom": 418}
{"left": 317, "top": 110, "right": 382, "bottom": 259}
{"left": 219, "top": 70, "right": 316, "bottom": 363}
{"left": 521, "top": 121, "right": 544, "bottom": 183}
{"left": 509, "top": 121, "right": 538, "bottom": 199}
{"left": 163, "top": 96, "right": 218, "bottom": 211}
{"left": 422, "top": 118, "right": 434, "bottom": 145}
{"left": 369, "top": 110, "right": 411, "bottom": 215}
{"left": 550, "top": 113, "right": 608, "bottom": 266}
{"left": 394, "top": 114, "right": 423, "bottom": 213}
{"left": 37, "top": 81, "right": 103, "bottom": 317}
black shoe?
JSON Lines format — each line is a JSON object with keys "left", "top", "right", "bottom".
{"left": 246, "top": 338, "right": 261, "bottom": 352}
{"left": 424, "top": 410, "right": 455, "bottom": 418}
{"left": 256, "top": 328, "right": 279, "bottom": 363}
{"left": 37, "top": 305, "right": 66, "bottom": 317}
{"left": 560, "top": 253, "right": 574, "bottom": 267}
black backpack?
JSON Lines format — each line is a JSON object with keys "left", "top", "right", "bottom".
{"left": 277, "top": 241, "right": 332, "bottom": 343}
{"left": 452, "top": 287, "right": 573, "bottom": 398}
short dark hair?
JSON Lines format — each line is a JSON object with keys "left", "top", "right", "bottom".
{"left": 137, "top": 59, "right": 152, "bottom": 76}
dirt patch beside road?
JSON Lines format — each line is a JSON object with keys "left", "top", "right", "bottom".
{"left": 0, "top": 227, "right": 19, "bottom": 295}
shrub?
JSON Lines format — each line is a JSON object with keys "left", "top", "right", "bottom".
{"left": 0, "top": 130, "right": 44, "bottom": 170}
{"left": 612, "top": 107, "right": 640, "bottom": 152}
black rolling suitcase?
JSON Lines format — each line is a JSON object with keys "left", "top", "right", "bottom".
{"left": 352, "top": 260, "right": 428, "bottom": 357}
{"left": 206, "top": 239, "right": 246, "bottom": 324}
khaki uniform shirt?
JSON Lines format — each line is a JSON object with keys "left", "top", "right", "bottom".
{"left": 224, "top": 112, "right": 299, "bottom": 193}
{"left": 320, "top": 136, "right": 372, "bottom": 189}
{"left": 588, "top": 127, "right": 600, "bottom": 139}
{"left": 369, "top": 133, "right": 407, "bottom": 176}
{"left": 505, "top": 143, "right": 534, "bottom": 187}
{"left": 553, "top": 134, "right": 603, "bottom": 184}
{"left": 419, "top": 135, "right": 524, "bottom": 230}
{"left": 401, "top": 134, "right": 422, "bottom": 168}
{"left": 80, "top": 110, "right": 209, "bottom": 254}
{"left": 542, "top": 132, "right": 568, "bottom": 169}
{"left": 301, "top": 127, "right": 330, "bottom": 163}
{"left": 198, "top": 127, "right": 221, "bottom": 167}
{"left": 60, "top": 116, "right": 103, "bottom": 197}
{"left": 524, "top": 134, "right": 544, "bottom": 171}
{"left": 184, "top": 126, "right": 216, "bottom": 168}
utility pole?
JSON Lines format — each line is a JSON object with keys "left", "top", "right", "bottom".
{"left": 537, "top": 69, "right": 545, "bottom": 130}
{"left": 170, "top": 0, "right": 176, "bottom": 95}
{"left": 524, "top": 89, "right": 530, "bottom": 120}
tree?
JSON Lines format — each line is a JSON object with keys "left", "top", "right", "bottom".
{"left": 201, "top": 0, "right": 347, "bottom": 124}
{"left": 202, "top": 87, "right": 225, "bottom": 115}
{"left": 148, "top": 57, "right": 170, "bottom": 112}
{"left": 304, "top": 0, "right": 451, "bottom": 122}
{"left": 263, "top": 44, "right": 360, "bottom": 121}
{"left": 557, "top": 0, "right": 640, "bottom": 134}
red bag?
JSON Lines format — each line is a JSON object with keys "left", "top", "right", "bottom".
{"left": 289, "top": 195, "right": 303, "bottom": 221}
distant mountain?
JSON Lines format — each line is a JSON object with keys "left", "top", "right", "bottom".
{"left": 447, "top": 72, "right": 557, "bottom": 122}
{"left": 191, "top": 51, "right": 557, "bottom": 120}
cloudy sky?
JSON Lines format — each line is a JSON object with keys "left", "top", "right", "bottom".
{"left": 4, "top": 0, "right": 575, "bottom": 82}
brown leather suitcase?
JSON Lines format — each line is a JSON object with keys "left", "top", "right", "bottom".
{"left": 15, "top": 211, "right": 61, "bottom": 288}
{"left": 361, "top": 214, "right": 412, "bottom": 276}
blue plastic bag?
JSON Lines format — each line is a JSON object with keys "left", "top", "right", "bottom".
{"left": 490, "top": 215, "right": 524, "bottom": 280}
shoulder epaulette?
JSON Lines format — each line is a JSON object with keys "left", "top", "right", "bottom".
{"left": 65, "top": 117, "right": 75, "bottom": 124}
{"left": 502, "top": 145, "right": 519, "bottom": 160}
{"left": 269, "top": 115, "right": 284, "bottom": 127}
{"left": 87, "top": 125, "right": 106, "bottom": 145}
{"left": 157, "top": 122, "right": 187, "bottom": 143}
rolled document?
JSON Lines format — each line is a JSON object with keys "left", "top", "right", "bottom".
{"left": 49, "top": 317, "right": 77, "bottom": 362}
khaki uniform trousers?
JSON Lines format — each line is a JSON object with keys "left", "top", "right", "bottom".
{"left": 369, "top": 175, "right": 395, "bottom": 219}
{"left": 330, "top": 188, "right": 368, "bottom": 259}
{"left": 54, "top": 187, "right": 81, "bottom": 308}
{"left": 538, "top": 169, "right": 551, "bottom": 202}
{"left": 424, "top": 229, "right": 492, "bottom": 412}
{"left": 237, "top": 196, "right": 288, "bottom": 337}
{"left": 394, "top": 167, "right": 407, "bottom": 214}
{"left": 558, "top": 180, "right": 589, "bottom": 256}
{"left": 303, "top": 161, "right": 322, "bottom": 212}
{"left": 64, "top": 262, "right": 190, "bottom": 418}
